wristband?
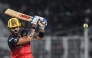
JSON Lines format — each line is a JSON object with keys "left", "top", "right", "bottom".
{"left": 38, "top": 32, "right": 44, "bottom": 38}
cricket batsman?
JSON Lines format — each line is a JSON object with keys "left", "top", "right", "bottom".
{"left": 7, "top": 16, "right": 47, "bottom": 58}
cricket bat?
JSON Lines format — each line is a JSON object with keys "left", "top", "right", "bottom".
{"left": 4, "top": 8, "right": 33, "bottom": 21}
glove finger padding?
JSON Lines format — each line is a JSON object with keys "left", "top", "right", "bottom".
{"left": 39, "top": 17, "right": 47, "bottom": 26}
{"left": 38, "top": 21, "right": 45, "bottom": 30}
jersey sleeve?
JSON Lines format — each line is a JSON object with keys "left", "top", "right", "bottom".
{"left": 8, "top": 36, "right": 20, "bottom": 46}
{"left": 21, "top": 28, "right": 30, "bottom": 36}
{"left": 25, "top": 29, "right": 30, "bottom": 34}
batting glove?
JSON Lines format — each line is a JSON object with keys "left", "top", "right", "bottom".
{"left": 31, "top": 16, "right": 40, "bottom": 29}
{"left": 31, "top": 16, "right": 47, "bottom": 29}
{"left": 31, "top": 16, "right": 39, "bottom": 25}
{"left": 38, "top": 20, "right": 47, "bottom": 30}
{"left": 39, "top": 17, "right": 47, "bottom": 26}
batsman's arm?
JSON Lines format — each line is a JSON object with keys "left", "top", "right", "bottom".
{"left": 16, "top": 28, "right": 35, "bottom": 45}
{"left": 16, "top": 29, "right": 44, "bottom": 45}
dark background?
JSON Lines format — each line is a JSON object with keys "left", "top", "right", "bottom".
{"left": 0, "top": 0, "right": 92, "bottom": 35}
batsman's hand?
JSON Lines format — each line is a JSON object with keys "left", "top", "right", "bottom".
{"left": 39, "top": 17, "right": 47, "bottom": 26}
{"left": 31, "top": 16, "right": 40, "bottom": 29}
{"left": 31, "top": 15, "right": 47, "bottom": 29}
{"left": 38, "top": 17, "right": 47, "bottom": 30}
{"left": 31, "top": 16, "right": 47, "bottom": 25}
{"left": 38, "top": 20, "right": 47, "bottom": 30}
{"left": 31, "top": 16, "right": 39, "bottom": 25}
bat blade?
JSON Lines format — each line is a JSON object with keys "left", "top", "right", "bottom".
{"left": 5, "top": 8, "right": 32, "bottom": 21}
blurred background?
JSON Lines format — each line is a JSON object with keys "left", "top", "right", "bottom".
{"left": 0, "top": 0, "right": 92, "bottom": 58}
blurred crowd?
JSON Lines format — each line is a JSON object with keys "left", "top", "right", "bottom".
{"left": 0, "top": 0, "right": 92, "bottom": 35}
{"left": 0, "top": 48, "right": 10, "bottom": 58}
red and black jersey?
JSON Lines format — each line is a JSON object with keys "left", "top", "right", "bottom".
{"left": 8, "top": 28, "right": 34, "bottom": 58}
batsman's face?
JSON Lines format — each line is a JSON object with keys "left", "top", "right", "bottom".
{"left": 10, "top": 27, "right": 20, "bottom": 33}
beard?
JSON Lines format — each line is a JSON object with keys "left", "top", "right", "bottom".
{"left": 11, "top": 30, "right": 20, "bottom": 35}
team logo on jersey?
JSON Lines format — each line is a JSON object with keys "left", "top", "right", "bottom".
{"left": 23, "top": 32, "right": 26, "bottom": 36}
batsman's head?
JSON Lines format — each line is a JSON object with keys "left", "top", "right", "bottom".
{"left": 8, "top": 18, "right": 21, "bottom": 35}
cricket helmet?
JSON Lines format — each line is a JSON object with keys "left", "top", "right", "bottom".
{"left": 8, "top": 18, "right": 21, "bottom": 28}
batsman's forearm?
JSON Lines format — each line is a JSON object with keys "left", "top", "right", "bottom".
{"left": 27, "top": 29, "right": 35, "bottom": 41}
{"left": 16, "top": 29, "right": 35, "bottom": 45}
{"left": 28, "top": 29, "right": 35, "bottom": 37}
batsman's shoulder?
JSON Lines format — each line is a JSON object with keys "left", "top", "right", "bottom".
{"left": 7, "top": 35, "right": 13, "bottom": 42}
{"left": 8, "top": 34, "right": 19, "bottom": 40}
{"left": 8, "top": 35, "right": 20, "bottom": 43}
